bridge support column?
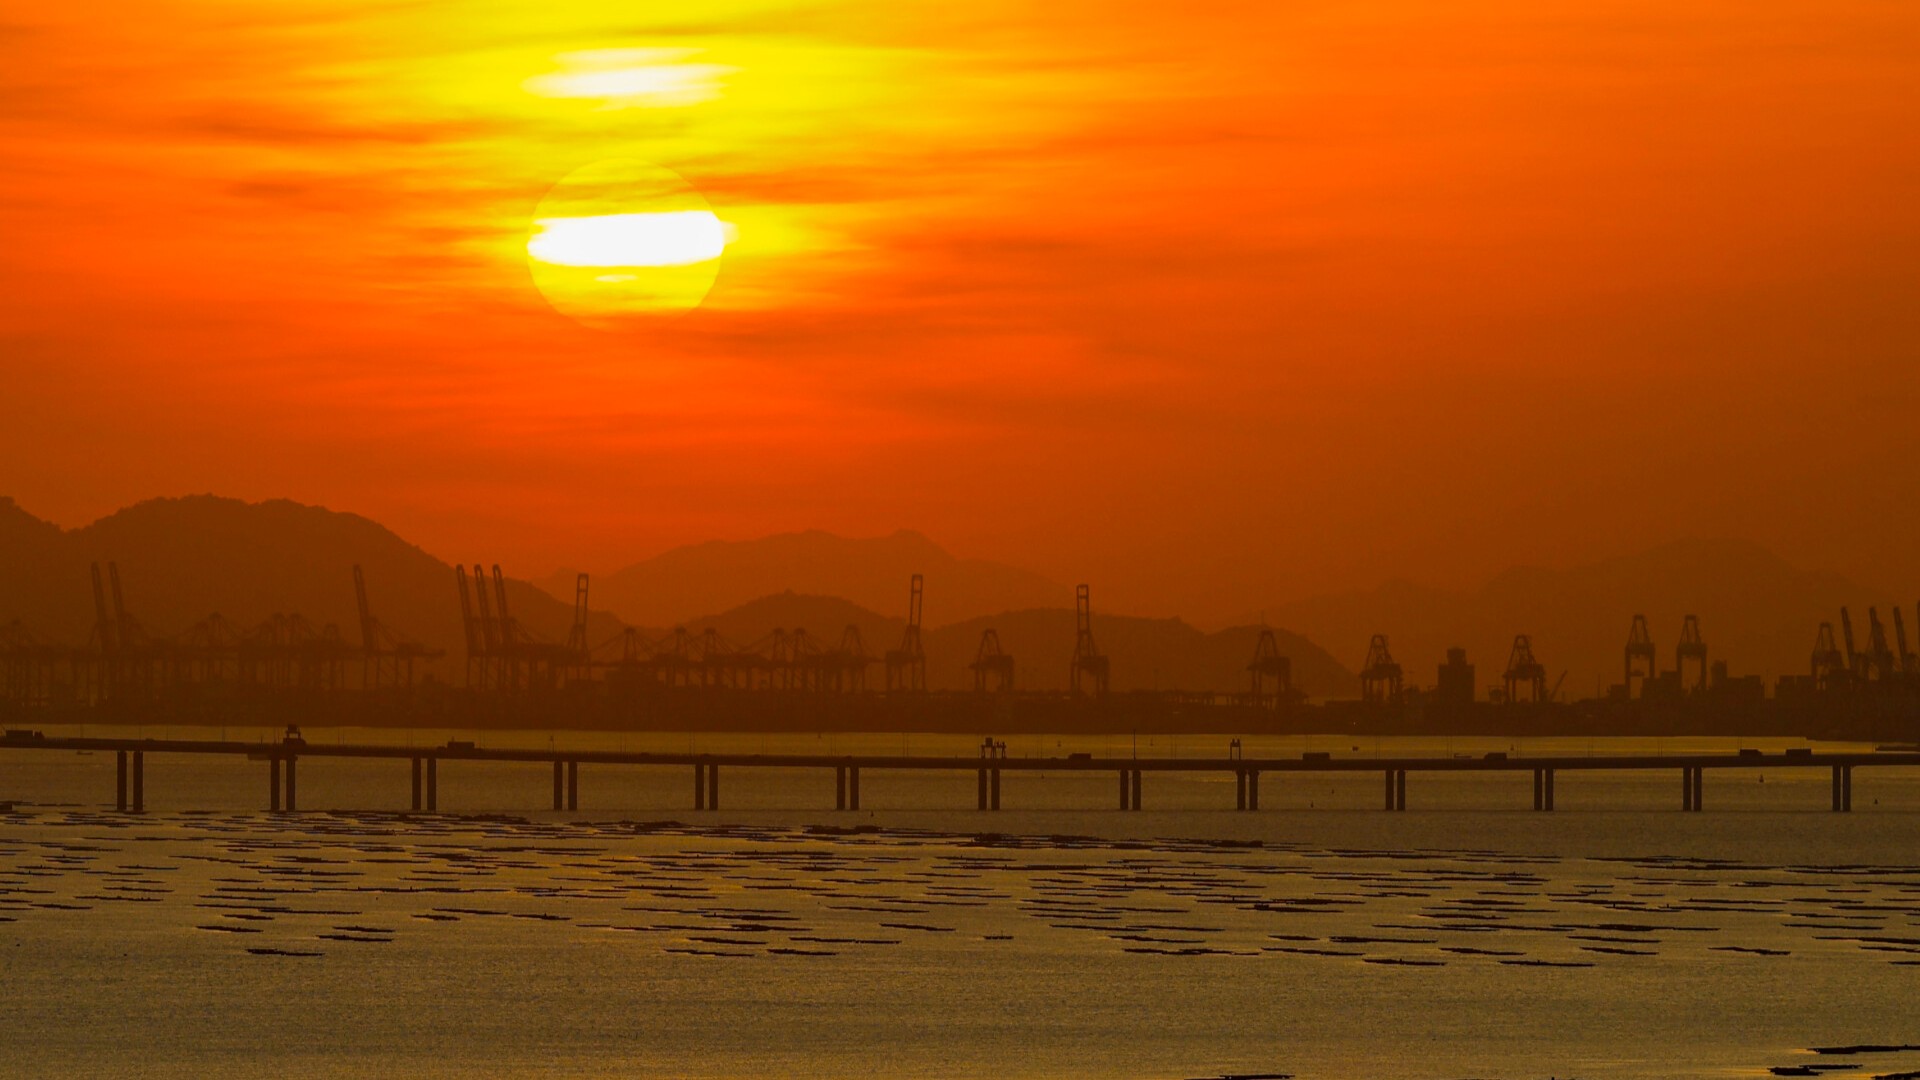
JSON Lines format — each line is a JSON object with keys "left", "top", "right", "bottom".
{"left": 1247, "top": 770, "right": 1259, "bottom": 810}
{"left": 694, "top": 763, "right": 707, "bottom": 810}
{"left": 1544, "top": 768, "right": 1555, "bottom": 811}
{"left": 410, "top": 757, "right": 422, "bottom": 811}
{"left": 1533, "top": 769, "right": 1544, "bottom": 811}
{"left": 1692, "top": 767, "right": 1703, "bottom": 812}
{"left": 115, "top": 750, "right": 127, "bottom": 812}
{"left": 848, "top": 766, "right": 860, "bottom": 810}
{"left": 1130, "top": 768, "right": 1142, "bottom": 811}
{"left": 978, "top": 768, "right": 988, "bottom": 810}
{"left": 1843, "top": 766, "right": 1852, "bottom": 812}
{"left": 990, "top": 769, "right": 1001, "bottom": 811}
{"left": 567, "top": 761, "right": 579, "bottom": 811}
{"left": 707, "top": 764, "right": 718, "bottom": 810}
{"left": 836, "top": 766, "right": 847, "bottom": 810}
{"left": 1385, "top": 770, "right": 1395, "bottom": 811}
{"left": 553, "top": 761, "right": 564, "bottom": 811}
{"left": 131, "top": 751, "right": 144, "bottom": 813}
{"left": 1832, "top": 766, "right": 1843, "bottom": 811}
{"left": 269, "top": 756, "right": 281, "bottom": 812}
{"left": 284, "top": 756, "right": 296, "bottom": 812}
{"left": 426, "top": 757, "right": 437, "bottom": 811}
{"left": 1236, "top": 770, "right": 1247, "bottom": 811}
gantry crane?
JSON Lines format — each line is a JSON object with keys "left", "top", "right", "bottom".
{"left": 566, "top": 573, "right": 591, "bottom": 684}
{"left": 1676, "top": 615, "right": 1707, "bottom": 695}
{"left": 1069, "top": 584, "right": 1109, "bottom": 698}
{"left": 884, "top": 574, "right": 927, "bottom": 693}
{"left": 828, "top": 625, "right": 871, "bottom": 692}
{"left": 1858, "top": 607, "right": 1897, "bottom": 683}
{"left": 1811, "top": 621, "right": 1848, "bottom": 691}
{"left": 1247, "top": 628, "right": 1291, "bottom": 710}
{"left": 1359, "top": 634, "right": 1402, "bottom": 705}
{"left": 970, "top": 628, "right": 1014, "bottom": 693}
{"left": 1503, "top": 634, "right": 1547, "bottom": 704}
{"left": 355, "top": 565, "right": 441, "bottom": 690}
{"left": 1624, "top": 615, "right": 1655, "bottom": 699}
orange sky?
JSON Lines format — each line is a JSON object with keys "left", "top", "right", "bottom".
{"left": 2, "top": 0, "right": 1916, "bottom": 620}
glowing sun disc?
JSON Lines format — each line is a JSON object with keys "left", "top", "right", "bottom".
{"left": 529, "top": 210, "right": 730, "bottom": 268}
{"left": 525, "top": 159, "right": 727, "bottom": 325}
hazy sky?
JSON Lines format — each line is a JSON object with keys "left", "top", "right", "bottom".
{"left": 3, "top": 0, "right": 1916, "bottom": 619}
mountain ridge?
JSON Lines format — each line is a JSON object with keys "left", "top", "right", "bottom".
{"left": 547, "top": 527, "right": 1072, "bottom": 630}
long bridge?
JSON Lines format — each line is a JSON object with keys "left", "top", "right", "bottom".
{"left": 3, "top": 730, "right": 1906, "bottom": 816}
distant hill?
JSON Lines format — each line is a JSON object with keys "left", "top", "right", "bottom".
{"left": 0, "top": 495, "right": 621, "bottom": 681}
{"left": 546, "top": 529, "right": 1070, "bottom": 630}
{"left": 1247, "top": 538, "right": 1896, "bottom": 696}
{"left": 669, "top": 591, "right": 1357, "bottom": 698}
{"left": 682, "top": 591, "right": 903, "bottom": 657}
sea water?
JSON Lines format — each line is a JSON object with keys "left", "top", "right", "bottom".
{"left": 4, "top": 729, "right": 1919, "bottom": 1079}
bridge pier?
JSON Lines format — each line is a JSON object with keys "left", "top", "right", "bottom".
{"left": 694, "top": 763, "right": 707, "bottom": 810}
{"left": 553, "top": 761, "right": 564, "bottom": 810}
{"left": 1130, "top": 768, "right": 1142, "bottom": 811}
{"left": 425, "top": 757, "right": 437, "bottom": 811}
{"left": 1247, "top": 770, "right": 1259, "bottom": 810}
{"left": 1544, "top": 768, "right": 1555, "bottom": 811}
{"left": 1384, "top": 769, "right": 1407, "bottom": 811}
{"left": 410, "top": 757, "right": 422, "bottom": 811}
{"left": 131, "top": 751, "right": 144, "bottom": 813}
{"left": 1681, "top": 767, "right": 1703, "bottom": 811}
{"left": 115, "top": 750, "right": 127, "bottom": 812}
{"left": 269, "top": 756, "right": 281, "bottom": 812}
{"left": 707, "top": 763, "right": 718, "bottom": 810}
{"left": 1236, "top": 770, "right": 1247, "bottom": 810}
{"left": 836, "top": 766, "right": 847, "bottom": 810}
{"left": 567, "top": 761, "right": 579, "bottom": 811}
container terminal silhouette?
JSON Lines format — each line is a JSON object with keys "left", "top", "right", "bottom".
{"left": 2, "top": 562, "right": 1917, "bottom": 741}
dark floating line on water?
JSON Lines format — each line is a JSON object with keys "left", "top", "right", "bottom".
{"left": 1498, "top": 958, "right": 1595, "bottom": 967}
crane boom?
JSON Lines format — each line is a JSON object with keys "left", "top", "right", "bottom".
{"left": 353, "top": 565, "right": 378, "bottom": 651}
{"left": 90, "top": 562, "right": 116, "bottom": 654}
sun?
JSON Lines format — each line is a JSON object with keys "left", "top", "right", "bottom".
{"left": 526, "top": 159, "right": 731, "bottom": 326}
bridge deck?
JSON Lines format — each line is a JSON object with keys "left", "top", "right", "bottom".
{"left": 3, "top": 732, "right": 1905, "bottom": 814}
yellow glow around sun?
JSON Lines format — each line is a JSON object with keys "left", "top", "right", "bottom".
{"left": 522, "top": 48, "right": 732, "bottom": 108}
{"left": 526, "top": 159, "right": 728, "bottom": 325}
{"left": 528, "top": 211, "right": 733, "bottom": 268}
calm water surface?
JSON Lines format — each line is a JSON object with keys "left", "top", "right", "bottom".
{"left": 4, "top": 729, "right": 1919, "bottom": 1079}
